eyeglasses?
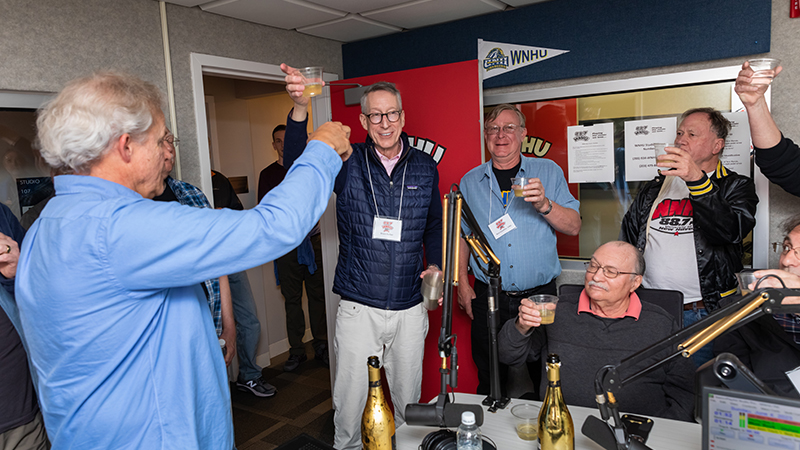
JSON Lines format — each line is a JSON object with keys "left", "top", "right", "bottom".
{"left": 584, "top": 260, "right": 640, "bottom": 279}
{"left": 364, "top": 110, "right": 402, "bottom": 124}
{"left": 485, "top": 124, "right": 520, "bottom": 135}
{"left": 159, "top": 134, "right": 180, "bottom": 148}
{"left": 778, "top": 241, "right": 800, "bottom": 259}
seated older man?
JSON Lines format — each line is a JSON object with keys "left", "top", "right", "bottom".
{"left": 499, "top": 241, "right": 695, "bottom": 421}
{"left": 15, "top": 72, "right": 351, "bottom": 450}
{"left": 715, "top": 214, "right": 800, "bottom": 397}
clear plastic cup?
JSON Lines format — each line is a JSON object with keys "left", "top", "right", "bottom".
{"left": 653, "top": 143, "right": 677, "bottom": 171}
{"left": 511, "top": 177, "right": 527, "bottom": 197}
{"left": 530, "top": 294, "right": 559, "bottom": 325}
{"left": 736, "top": 270, "right": 759, "bottom": 295}
{"left": 511, "top": 404, "right": 539, "bottom": 441}
{"left": 298, "top": 66, "right": 323, "bottom": 98}
{"left": 748, "top": 58, "right": 781, "bottom": 85}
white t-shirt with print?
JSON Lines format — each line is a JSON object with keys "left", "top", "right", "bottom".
{"left": 642, "top": 176, "right": 703, "bottom": 303}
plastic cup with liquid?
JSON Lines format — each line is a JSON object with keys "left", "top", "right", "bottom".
{"left": 511, "top": 404, "right": 539, "bottom": 441}
{"left": 747, "top": 58, "right": 781, "bottom": 85}
{"left": 298, "top": 66, "right": 323, "bottom": 98}
{"left": 511, "top": 177, "right": 528, "bottom": 197}
{"left": 736, "top": 270, "right": 759, "bottom": 295}
{"left": 530, "top": 294, "right": 559, "bottom": 325}
{"left": 654, "top": 143, "right": 677, "bottom": 171}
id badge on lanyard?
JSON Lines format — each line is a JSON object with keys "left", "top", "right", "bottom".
{"left": 489, "top": 213, "right": 516, "bottom": 239}
{"left": 373, "top": 217, "right": 403, "bottom": 242}
{"left": 367, "top": 155, "right": 407, "bottom": 243}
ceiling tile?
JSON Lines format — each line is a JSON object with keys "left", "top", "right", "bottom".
{"left": 297, "top": 14, "right": 402, "bottom": 42}
{"left": 305, "top": 0, "right": 409, "bottom": 14}
{"left": 160, "top": 0, "right": 207, "bottom": 6}
{"left": 200, "top": 0, "right": 346, "bottom": 30}
{"left": 362, "top": 0, "right": 505, "bottom": 29}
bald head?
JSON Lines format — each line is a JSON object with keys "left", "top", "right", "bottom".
{"left": 584, "top": 241, "right": 644, "bottom": 313}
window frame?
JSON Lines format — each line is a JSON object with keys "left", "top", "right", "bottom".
{"left": 484, "top": 65, "right": 770, "bottom": 272}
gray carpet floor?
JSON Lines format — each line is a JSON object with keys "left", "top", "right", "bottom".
{"left": 232, "top": 344, "right": 334, "bottom": 450}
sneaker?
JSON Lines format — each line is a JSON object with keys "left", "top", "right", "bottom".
{"left": 283, "top": 353, "right": 307, "bottom": 372}
{"left": 236, "top": 376, "right": 277, "bottom": 398}
{"left": 315, "top": 345, "right": 330, "bottom": 367}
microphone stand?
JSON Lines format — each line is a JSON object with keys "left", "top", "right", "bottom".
{"left": 585, "top": 277, "right": 800, "bottom": 450}
{"left": 457, "top": 189, "right": 510, "bottom": 412}
{"left": 404, "top": 185, "right": 509, "bottom": 431}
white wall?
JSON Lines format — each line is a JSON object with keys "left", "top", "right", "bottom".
{"left": 205, "top": 76, "right": 316, "bottom": 365}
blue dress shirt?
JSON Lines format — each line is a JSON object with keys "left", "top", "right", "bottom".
{"left": 460, "top": 156, "right": 579, "bottom": 291}
{"left": 15, "top": 141, "right": 341, "bottom": 449}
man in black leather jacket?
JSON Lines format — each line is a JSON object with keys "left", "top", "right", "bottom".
{"left": 620, "top": 107, "right": 758, "bottom": 366}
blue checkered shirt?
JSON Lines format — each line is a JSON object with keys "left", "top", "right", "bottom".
{"left": 773, "top": 314, "right": 800, "bottom": 345}
{"left": 166, "top": 177, "right": 222, "bottom": 337}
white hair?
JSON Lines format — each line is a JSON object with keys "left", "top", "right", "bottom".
{"left": 36, "top": 71, "right": 164, "bottom": 174}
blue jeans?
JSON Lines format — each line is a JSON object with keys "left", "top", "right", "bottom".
{"left": 683, "top": 307, "right": 714, "bottom": 368}
{"left": 228, "top": 271, "right": 263, "bottom": 381}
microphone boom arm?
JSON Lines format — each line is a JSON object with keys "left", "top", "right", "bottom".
{"left": 588, "top": 281, "right": 800, "bottom": 450}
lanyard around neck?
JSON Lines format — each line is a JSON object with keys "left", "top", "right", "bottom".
{"left": 488, "top": 170, "right": 513, "bottom": 221}
{"left": 367, "top": 153, "right": 407, "bottom": 220}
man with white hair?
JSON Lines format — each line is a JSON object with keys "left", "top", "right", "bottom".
{"left": 499, "top": 241, "right": 695, "bottom": 421}
{"left": 15, "top": 72, "right": 351, "bottom": 449}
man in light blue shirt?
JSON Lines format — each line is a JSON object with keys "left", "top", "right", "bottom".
{"left": 15, "top": 72, "right": 351, "bottom": 450}
{"left": 458, "top": 104, "right": 581, "bottom": 395}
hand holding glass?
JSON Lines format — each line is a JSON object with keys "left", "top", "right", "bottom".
{"left": 421, "top": 270, "right": 443, "bottom": 310}
{"left": 529, "top": 294, "right": 559, "bottom": 325}
{"left": 747, "top": 58, "right": 781, "bottom": 85}
{"left": 736, "top": 270, "right": 759, "bottom": 295}
{"left": 511, "top": 177, "right": 528, "bottom": 197}
{"left": 298, "top": 66, "right": 323, "bottom": 98}
{"left": 654, "top": 143, "right": 677, "bottom": 171}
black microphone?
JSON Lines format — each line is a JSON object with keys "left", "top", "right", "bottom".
{"left": 582, "top": 416, "right": 653, "bottom": 450}
{"left": 405, "top": 402, "right": 484, "bottom": 428}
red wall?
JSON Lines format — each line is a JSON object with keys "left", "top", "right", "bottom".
{"left": 330, "top": 60, "right": 483, "bottom": 402}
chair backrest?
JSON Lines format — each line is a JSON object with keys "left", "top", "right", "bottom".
{"left": 557, "top": 284, "right": 683, "bottom": 328}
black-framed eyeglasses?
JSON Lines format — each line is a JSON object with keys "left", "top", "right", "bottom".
{"left": 364, "top": 110, "right": 402, "bottom": 124}
{"left": 484, "top": 124, "right": 520, "bottom": 135}
{"left": 584, "top": 260, "right": 639, "bottom": 279}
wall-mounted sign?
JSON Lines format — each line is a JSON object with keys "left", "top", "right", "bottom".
{"left": 478, "top": 39, "right": 569, "bottom": 81}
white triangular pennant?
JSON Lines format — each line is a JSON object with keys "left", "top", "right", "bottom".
{"left": 478, "top": 39, "right": 569, "bottom": 80}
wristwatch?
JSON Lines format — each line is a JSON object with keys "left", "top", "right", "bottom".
{"left": 539, "top": 197, "right": 553, "bottom": 216}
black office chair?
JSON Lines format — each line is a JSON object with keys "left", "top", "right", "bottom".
{"left": 557, "top": 284, "right": 683, "bottom": 328}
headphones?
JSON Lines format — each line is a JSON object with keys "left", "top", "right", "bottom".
{"left": 419, "top": 429, "right": 456, "bottom": 450}
{"left": 418, "top": 429, "right": 497, "bottom": 450}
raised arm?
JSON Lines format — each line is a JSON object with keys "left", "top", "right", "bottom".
{"left": 735, "top": 60, "right": 782, "bottom": 149}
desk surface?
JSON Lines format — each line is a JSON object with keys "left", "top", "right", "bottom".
{"left": 396, "top": 394, "right": 701, "bottom": 449}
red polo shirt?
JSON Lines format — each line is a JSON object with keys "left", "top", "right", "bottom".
{"left": 577, "top": 289, "right": 642, "bottom": 320}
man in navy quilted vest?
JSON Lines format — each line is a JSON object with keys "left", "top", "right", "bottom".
{"left": 282, "top": 64, "right": 442, "bottom": 450}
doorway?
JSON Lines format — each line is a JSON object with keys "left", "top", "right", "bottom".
{"left": 190, "top": 54, "right": 340, "bottom": 387}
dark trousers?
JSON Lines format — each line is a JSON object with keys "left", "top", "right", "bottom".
{"left": 276, "top": 234, "right": 327, "bottom": 356}
{"left": 471, "top": 279, "right": 556, "bottom": 397}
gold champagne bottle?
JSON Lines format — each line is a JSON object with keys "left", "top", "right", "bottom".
{"left": 537, "top": 354, "right": 574, "bottom": 450}
{"left": 361, "top": 356, "right": 396, "bottom": 450}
